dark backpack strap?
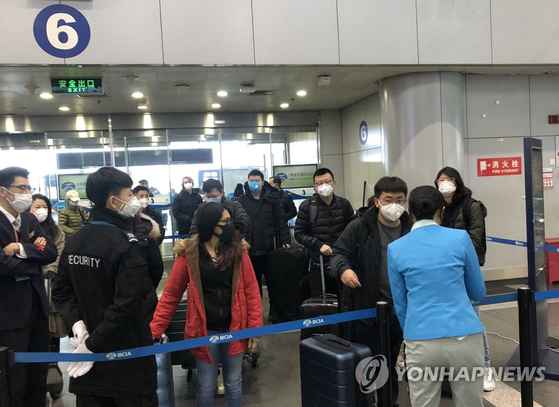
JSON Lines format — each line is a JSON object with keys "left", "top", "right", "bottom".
{"left": 78, "top": 207, "right": 87, "bottom": 223}
{"left": 341, "top": 197, "right": 351, "bottom": 226}
{"left": 461, "top": 197, "right": 474, "bottom": 227}
{"left": 309, "top": 198, "right": 319, "bottom": 228}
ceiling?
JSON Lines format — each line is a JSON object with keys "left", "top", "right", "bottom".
{"left": 1, "top": 64, "right": 559, "bottom": 116}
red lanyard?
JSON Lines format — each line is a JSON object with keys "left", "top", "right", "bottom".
{"left": 0, "top": 219, "right": 19, "bottom": 243}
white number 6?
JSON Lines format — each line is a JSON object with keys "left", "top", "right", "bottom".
{"left": 46, "top": 13, "right": 79, "bottom": 50}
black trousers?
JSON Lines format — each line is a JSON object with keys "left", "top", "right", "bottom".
{"left": 352, "top": 316, "right": 403, "bottom": 407}
{"left": 76, "top": 393, "right": 158, "bottom": 407}
{"left": 0, "top": 299, "right": 49, "bottom": 407}
{"left": 249, "top": 254, "right": 269, "bottom": 298}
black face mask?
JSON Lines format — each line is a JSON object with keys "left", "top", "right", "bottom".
{"left": 214, "top": 223, "right": 235, "bottom": 243}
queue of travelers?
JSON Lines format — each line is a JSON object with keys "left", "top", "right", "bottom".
{"left": 0, "top": 164, "right": 490, "bottom": 407}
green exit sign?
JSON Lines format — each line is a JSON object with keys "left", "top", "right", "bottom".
{"left": 51, "top": 78, "right": 103, "bottom": 94}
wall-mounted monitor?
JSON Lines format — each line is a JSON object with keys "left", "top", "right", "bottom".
{"left": 272, "top": 164, "right": 317, "bottom": 189}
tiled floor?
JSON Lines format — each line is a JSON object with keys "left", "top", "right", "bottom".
{"left": 47, "top": 275, "right": 559, "bottom": 407}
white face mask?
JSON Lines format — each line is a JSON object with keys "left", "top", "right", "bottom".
{"left": 379, "top": 202, "right": 405, "bottom": 222}
{"left": 438, "top": 180, "right": 456, "bottom": 197}
{"left": 33, "top": 208, "right": 49, "bottom": 223}
{"left": 183, "top": 182, "right": 193, "bottom": 190}
{"left": 3, "top": 189, "right": 32, "bottom": 214}
{"left": 138, "top": 198, "right": 149, "bottom": 209}
{"left": 115, "top": 196, "right": 141, "bottom": 218}
{"left": 317, "top": 184, "right": 334, "bottom": 198}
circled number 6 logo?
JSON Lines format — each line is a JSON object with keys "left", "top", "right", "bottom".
{"left": 34, "top": 5, "right": 91, "bottom": 58}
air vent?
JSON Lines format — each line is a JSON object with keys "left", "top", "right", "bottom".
{"left": 249, "top": 90, "right": 275, "bottom": 96}
{"left": 77, "top": 92, "right": 110, "bottom": 98}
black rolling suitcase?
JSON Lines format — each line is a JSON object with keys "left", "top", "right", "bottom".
{"left": 266, "top": 247, "right": 310, "bottom": 322}
{"left": 300, "top": 334, "right": 372, "bottom": 407}
{"left": 300, "top": 255, "right": 340, "bottom": 340}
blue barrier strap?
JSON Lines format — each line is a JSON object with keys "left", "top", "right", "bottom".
{"left": 475, "top": 292, "right": 518, "bottom": 306}
{"left": 14, "top": 308, "right": 376, "bottom": 364}
{"left": 163, "top": 234, "right": 189, "bottom": 240}
{"left": 535, "top": 290, "right": 559, "bottom": 301}
{"left": 487, "top": 236, "right": 559, "bottom": 253}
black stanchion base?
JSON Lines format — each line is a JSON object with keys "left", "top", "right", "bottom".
{"left": 507, "top": 346, "right": 559, "bottom": 381}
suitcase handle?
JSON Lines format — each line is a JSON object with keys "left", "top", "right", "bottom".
{"left": 316, "top": 335, "right": 352, "bottom": 349}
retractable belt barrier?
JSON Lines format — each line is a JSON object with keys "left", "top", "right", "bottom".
{"left": 12, "top": 289, "right": 559, "bottom": 364}
{"left": 487, "top": 235, "right": 559, "bottom": 253}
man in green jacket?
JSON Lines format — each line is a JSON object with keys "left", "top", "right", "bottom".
{"left": 58, "top": 189, "right": 88, "bottom": 240}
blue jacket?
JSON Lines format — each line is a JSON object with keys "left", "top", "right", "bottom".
{"left": 387, "top": 220, "right": 486, "bottom": 340}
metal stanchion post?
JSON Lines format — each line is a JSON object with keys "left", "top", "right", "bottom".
{"left": 0, "top": 347, "right": 13, "bottom": 407}
{"left": 377, "top": 301, "right": 393, "bottom": 407}
{"left": 517, "top": 287, "right": 535, "bottom": 407}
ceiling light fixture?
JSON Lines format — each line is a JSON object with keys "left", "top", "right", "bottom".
{"left": 131, "top": 92, "right": 144, "bottom": 99}
{"left": 214, "top": 120, "right": 226, "bottom": 124}
{"left": 59, "top": 106, "right": 70, "bottom": 111}
{"left": 39, "top": 92, "right": 53, "bottom": 99}
{"left": 175, "top": 84, "right": 190, "bottom": 95}
{"left": 280, "top": 103, "right": 289, "bottom": 109}
{"left": 138, "top": 105, "right": 148, "bottom": 110}
{"left": 296, "top": 90, "right": 307, "bottom": 96}
{"left": 217, "top": 91, "right": 228, "bottom": 97}
{"left": 211, "top": 103, "right": 221, "bottom": 109}
{"left": 239, "top": 85, "right": 255, "bottom": 94}
{"left": 123, "top": 75, "right": 139, "bottom": 86}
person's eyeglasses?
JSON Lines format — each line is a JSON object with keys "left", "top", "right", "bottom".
{"left": 435, "top": 177, "right": 455, "bottom": 184}
{"left": 3, "top": 185, "right": 35, "bottom": 193}
{"left": 218, "top": 218, "right": 233, "bottom": 225}
{"left": 315, "top": 179, "right": 334, "bottom": 187}
{"left": 379, "top": 199, "right": 407, "bottom": 206}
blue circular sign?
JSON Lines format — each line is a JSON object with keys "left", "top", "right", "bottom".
{"left": 61, "top": 182, "right": 76, "bottom": 191}
{"left": 359, "top": 121, "right": 368, "bottom": 146}
{"left": 277, "top": 172, "right": 288, "bottom": 181}
{"left": 33, "top": 5, "right": 91, "bottom": 58}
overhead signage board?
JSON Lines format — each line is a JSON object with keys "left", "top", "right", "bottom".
{"left": 272, "top": 164, "right": 318, "bottom": 189}
{"left": 51, "top": 78, "right": 103, "bottom": 94}
{"left": 477, "top": 157, "right": 522, "bottom": 177}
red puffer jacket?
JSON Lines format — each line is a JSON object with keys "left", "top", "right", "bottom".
{"left": 150, "top": 237, "right": 263, "bottom": 364}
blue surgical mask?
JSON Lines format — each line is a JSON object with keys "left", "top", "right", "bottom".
{"left": 249, "top": 181, "right": 261, "bottom": 192}
{"left": 205, "top": 197, "right": 221, "bottom": 204}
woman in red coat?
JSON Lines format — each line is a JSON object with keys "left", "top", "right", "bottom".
{"left": 151, "top": 202, "right": 263, "bottom": 407}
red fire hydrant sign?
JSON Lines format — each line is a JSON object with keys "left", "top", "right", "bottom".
{"left": 477, "top": 157, "right": 522, "bottom": 177}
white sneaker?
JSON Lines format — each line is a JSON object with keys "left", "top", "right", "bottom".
{"left": 484, "top": 367, "right": 496, "bottom": 392}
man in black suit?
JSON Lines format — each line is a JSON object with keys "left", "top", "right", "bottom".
{"left": 0, "top": 166, "right": 57, "bottom": 406}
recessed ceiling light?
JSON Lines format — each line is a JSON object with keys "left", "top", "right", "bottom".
{"left": 296, "top": 90, "right": 307, "bottom": 97}
{"left": 59, "top": 106, "right": 70, "bottom": 111}
{"left": 39, "top": 92, "right": 53, "bottom": 99}
{"left": 280, "top": 103, "right": 289, "bottom": 109}
{"left": 132, "top": 92, "right": 144, "bottom": 99}
{"left": 138, "top": 105, "right": 148, "bottom": 110}
{"left": 217, "top": 91, "right": 228, "bottom": 97}
{"left": 211, "top": 103, "right": 221, "bottom": 109}
{"left": 214, "top": 120, "right": 226, "bottom": 124}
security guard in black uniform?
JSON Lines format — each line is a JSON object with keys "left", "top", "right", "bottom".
{"left": 53, "top": 167, "right": 158, "bottom": 407}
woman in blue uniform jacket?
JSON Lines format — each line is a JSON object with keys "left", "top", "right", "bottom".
{"left": 387, "top": 186, "right": 486, "bottom": 407}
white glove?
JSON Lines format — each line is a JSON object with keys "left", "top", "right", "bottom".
{"left": 72, "top": 320, "right": 89, "bottom": 346}
{"left": 67, "top": 341, "right": 94, "bottom": 378}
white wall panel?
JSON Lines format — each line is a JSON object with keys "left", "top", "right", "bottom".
{"left": 529, "top": 76, "right": 559, "bottom": 136}
{"left": 466, "top": 76, "right": 530, "bottom": 138}
{"left": 0, "top": 0, "right": 61, "bottom": 64}
{"left": 338, "top": 0, "right": 417, "bottom": 64}
{"left": 417, "top": 0, "right": 491, "bottom": 64}
{"left": 320, "top": 110, "right": 343, "bottom": 156}
{"left": 467, "top": 137, "right": 527, "bottom": 275}
{"left": 341, "top": 94, "right": 381, "bottom": 155}
{"left": 64, "top": 0, "right": 163, "bottom": 64}
{"left": 161, "top": 0, "right": 254, "bottom": 65}
{"left": 253, "top": 0, "right": 339, "bottom": 65}
{"left": 492, "top": 0, "right": 559, "bottom": 64}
